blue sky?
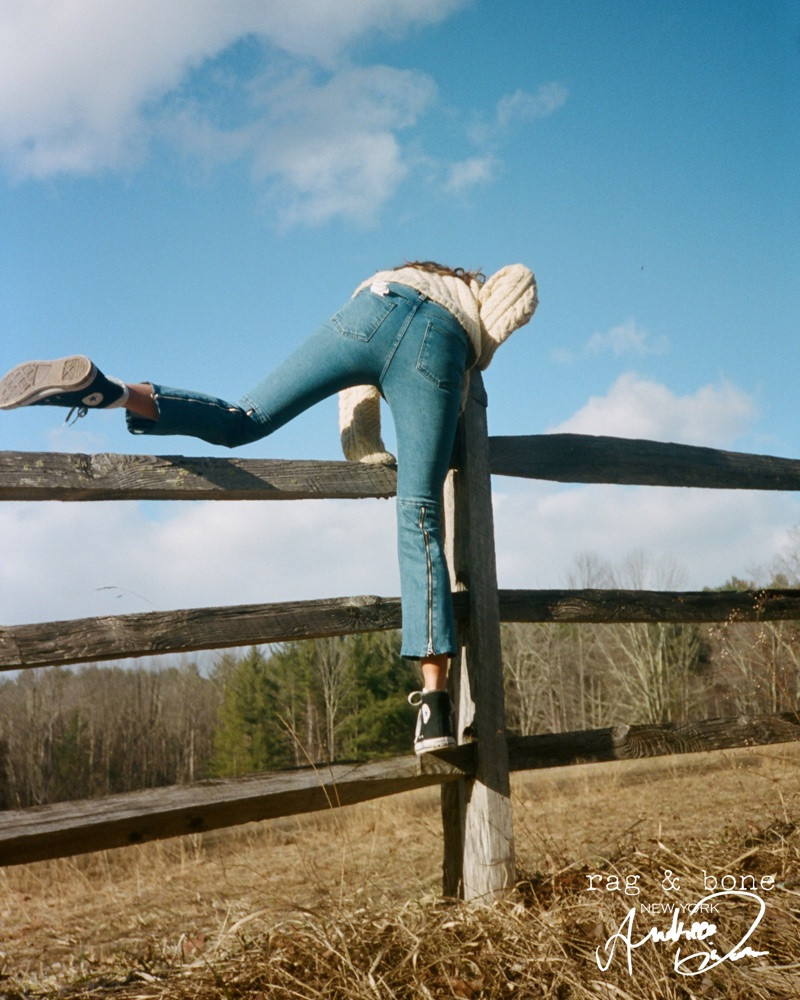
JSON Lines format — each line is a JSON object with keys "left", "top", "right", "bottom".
{"left": 2, "top": 0, "right": 800, "bottom": 627}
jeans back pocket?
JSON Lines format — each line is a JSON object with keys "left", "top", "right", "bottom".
{"left": 331, "top": 291, "right": 398, "bottom": 341}
{"left": 416, "top": 322, "right": 469, "bottom": 389}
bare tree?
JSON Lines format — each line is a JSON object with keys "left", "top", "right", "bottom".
{"left": 502, "top": 623, "right": 556, "bottom": 734}
{"left": 571, "top": 551, "right": 709, "bottom": 724}
{"left": 312, "top": 637, "right": 354, "bottom": 759}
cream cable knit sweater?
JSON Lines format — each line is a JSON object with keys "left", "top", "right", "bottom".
{"left": 339, "top": 264, "right": 537, "bottom": 464}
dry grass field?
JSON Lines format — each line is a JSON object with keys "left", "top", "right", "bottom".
{"left": 1, "top": 743, "right": 799, "bottom": 999}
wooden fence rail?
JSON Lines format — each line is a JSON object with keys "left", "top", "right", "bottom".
{"left": 4, "top": 433, "right": 800, "bottom": 501}
{"left": 490, "top": 433, "right": 800, "bottom": 490}
{"left": 2, "top": 372, "right": 800, "bottom": 899}
{"left": 3, "top": 713, "right": 800, "bottom": 868}
{"left": 0, "top": 452, "right": 397, "bottom": 502}
{"left": 4, "top": 588, "right": 800, "bottom": 672}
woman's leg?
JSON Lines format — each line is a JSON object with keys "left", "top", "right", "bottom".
{"left": 125, "top": 383, "right": 159, "bottom": 421}
{"left": 125, "top": 327, "right": 381, "bottom": 448}
{"left": 380, "top": 297, "right": 471, "bottom": 675}
{"left": 124, "top": 289, "right": 411, "bottom": 448}
{"left": 421, "top": 655, "right": 449, "bottom": 692}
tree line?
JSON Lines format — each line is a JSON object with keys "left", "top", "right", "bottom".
{"left": 1, "top": 560, "right": 798, "bottom": 810}
{"left": 0, "top": 631, "right": 418, "bottom": 810}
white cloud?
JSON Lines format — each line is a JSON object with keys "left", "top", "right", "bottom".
{"left": 0, "top": 373, "right": 788, "bottom": 643}
{"left": 495, "top": 84, "right": 568, "bottom": 129}
{"left": 0, "top": 498, "right": 399, "bottom": 627}
{"left": 0, "top": 0, "right": 462, "bottom": 180}
{"left": 245, "top": 65, "right": 437, "bottom": 225}
{"left": 0, "top": 1, "right": 568, "bottom": 223}
{"left": 553, "top": 319, "right": 669, "bottom": 363}
{"left": 585, "top": 319, "right": 669, "bottom": 357}
{"left": 443, "top": 155, "right": 496, "bottom": 193}
{"left": 4, "top": 481, "right": 798, "bottom": 643}
{"left": 0, "top": 1, "right": 243, "bottom": 177}
{"left": 549, "top": 373, "right": 757, "bottom": 448}
{"left": 234, "top": 0, "right": 467, "bottom": 64}
{"left": 468, "top": 83, "right": 568, "bottom": 145}
{"left": 493, "top": 481, "right": 800, "bottom": 591}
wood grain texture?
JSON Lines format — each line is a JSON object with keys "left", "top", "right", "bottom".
{"left": 0, "top": 746, "right": 475, "bottom": 867}
{"left": 441, "top": 469, "right": 466, "bottom": 899}
{"left": 3, "top": 712, "right": 798, "bottom": 867}
{"left": 0, "top": 451, "right": 397, "bottom": 501}
{"left": 489, "top": 433, "right": 800, "bottom": 489}
{"left": 5, "top": 431, "right": 800, "bottom": 503}
{"left": 495, "top": 588, "right": 800, "bottom": 624}
{"left": 4, "top": 429, "right": 800, "bottom": 879}
{"left": 443, "top": 373, "right": 516, "bottom": 901}
{"left": 4, "top": 589, "right": 796, "bottom": 672}
{"left": 506, "top": 713, "right": 800, "bottom": 770}
{"left": 0, "top": 596, "right": 403, "bottom": 671}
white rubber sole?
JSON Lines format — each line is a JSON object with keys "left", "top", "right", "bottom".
{"left": 414, "top": 736, "right": 457, "bottom": 756}
{"left": 0, "top": 355, "right": 94, "bottom": 409}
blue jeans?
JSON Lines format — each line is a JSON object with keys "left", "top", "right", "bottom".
{"left": 127, "top": 283, "right": 471, "bottom": 658}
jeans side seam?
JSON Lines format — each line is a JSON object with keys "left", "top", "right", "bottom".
{"left": 154, "top": 390, "right": 239, "bottom": 415}
{"left": 419, "top": 504, "right": 435, "bottom": 656}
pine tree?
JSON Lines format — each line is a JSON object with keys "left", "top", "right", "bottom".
{"left": 339, "top": 632, "right": 418, "bottom": 757}
{"left": 211, "top": 647, "right": 293, "bottom": 775}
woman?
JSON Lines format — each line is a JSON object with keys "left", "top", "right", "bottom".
{"left": 0, "top": 260, "right": 537, "bottom": 754}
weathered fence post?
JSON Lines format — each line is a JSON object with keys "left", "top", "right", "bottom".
{"left": 441, "top": 371, "right": 516, "bottom": 900}
{"left": 5, "top": 423, "right": 800, "bottom": 870}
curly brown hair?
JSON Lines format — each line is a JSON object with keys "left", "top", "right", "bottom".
{"left": 396, "top": 260, "right": 486, "bottom": 286}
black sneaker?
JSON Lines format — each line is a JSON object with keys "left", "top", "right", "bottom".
{"left": 0, "top": 355, "right": 126, "bottom": 412}
{"left": 408, "top": 689, "right": 456, "bottom": 755}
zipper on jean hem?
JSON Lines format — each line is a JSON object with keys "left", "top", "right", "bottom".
{"left": 419, "top": 505, "right": 435, "bottom": 657}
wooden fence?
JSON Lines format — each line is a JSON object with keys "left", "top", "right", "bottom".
{"left": 2, "top": 371, "right": 800, "bottom": 900}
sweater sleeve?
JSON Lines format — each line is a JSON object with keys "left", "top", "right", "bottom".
{"left": 476, "top": 264, "right": 538, "bottom": 370}
{"left": 338, "top": 385, "right": 396, "bottom": 465}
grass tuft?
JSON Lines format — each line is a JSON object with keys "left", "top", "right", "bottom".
{"left": 2, "top": 745, "right": 799, "bottom": 998}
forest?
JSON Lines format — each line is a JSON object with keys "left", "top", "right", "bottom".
{"left": 1, "top": 558, "right": 798, "bottom": 811}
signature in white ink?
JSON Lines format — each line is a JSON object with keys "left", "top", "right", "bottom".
{"left": 596, "top": 890, "right": 769, "bottom": 977}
